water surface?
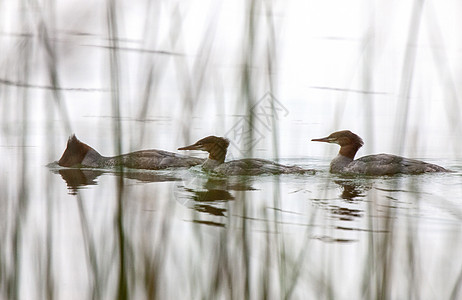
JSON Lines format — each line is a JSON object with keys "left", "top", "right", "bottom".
{"left": 7, "top": 143, "right": 459, "bottom": 299}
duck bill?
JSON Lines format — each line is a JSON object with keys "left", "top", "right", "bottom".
{"left": 311, "top": 136, "right": 331, "bottom": 143}
{"left": 178, "top": 143, "right": 202, "bottom": 151}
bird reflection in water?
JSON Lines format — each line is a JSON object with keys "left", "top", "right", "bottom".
{"left": 175, "top": 176, "right": 256, "bottom": 223}
{"left": 189, "top": 189, "right": 232, "bottom": 218}
{"left": 57, "top": 168, "right": 102, "bottom": 194}
{"left": 52, "top": 167, "right": 181, "bottom": 195}
{"left": 335, "top": 180, "right": 368, "bottom": 201}
{"left": 328, "top": 180, "right": 370, "bottom": 222}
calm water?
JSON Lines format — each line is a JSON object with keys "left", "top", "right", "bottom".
{"left": 2, "top": 136, "right": 461, "bottom": 299}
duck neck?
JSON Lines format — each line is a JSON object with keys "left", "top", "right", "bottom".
{"left": 329, "top": 144, "right": 361, "bottom": 173}
{"left": 338, "top": 144, "right": 360, "bottom": 160}
{"left": 208, "top": 143, "right": 227, "bottom": 164}
{"left": 330, "top": 155, "right": 353, "bottom": 173}
{"left": 202, "top": 143, "right": 227, "bottom": 170}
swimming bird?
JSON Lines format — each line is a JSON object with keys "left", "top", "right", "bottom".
{"left": 311, "top": 130, "right": 449, "bottom": 175}
{"left": 58, "top": 135, "right": 204, "bottom": 169}
{"left": 178, "top": 136, "right": 315, "bottom": 175}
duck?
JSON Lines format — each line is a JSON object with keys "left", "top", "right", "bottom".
{"left": 311, "top": 130, "right": 450, "bottom": 175}
{"left": 58, "top": 135, "right": 204, "bottom": 169}
{"left": 178, "top": 135, "right": 315, "bottom": 175}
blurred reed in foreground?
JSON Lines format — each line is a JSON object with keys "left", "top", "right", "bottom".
{"left": 0, "top": 0, "right": 461, "bottom": 299}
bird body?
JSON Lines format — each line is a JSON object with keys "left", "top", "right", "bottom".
{"left": 58, "top": 135, "right": 204, "bottom": 170}
{"left": 179, "top": 136, "right": 314, "bottom": 175}
{"left": 312, "top": 130, "right": 449, "bottom": 175}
